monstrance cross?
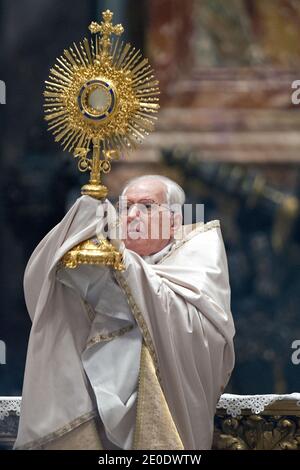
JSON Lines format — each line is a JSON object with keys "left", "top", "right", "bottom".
{"left": 89, "top": 10, "right": 124, "bottom": 55}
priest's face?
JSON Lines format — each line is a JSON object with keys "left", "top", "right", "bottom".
{"left": 120, "top": 179, "right": 175, "bottom": 256}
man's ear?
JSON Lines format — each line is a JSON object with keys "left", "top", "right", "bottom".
{"left": 171, "top": 212, "right": 182, "bottom": 235}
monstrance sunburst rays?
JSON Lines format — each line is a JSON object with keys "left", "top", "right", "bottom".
{"left": 44, "top": 9, "right": 160, "bottom": 200}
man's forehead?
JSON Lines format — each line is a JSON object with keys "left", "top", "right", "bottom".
{"left": 123, "top": 179, "right": 166, "bottom": 201}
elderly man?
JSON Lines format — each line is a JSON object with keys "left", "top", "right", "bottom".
{"left": 15, "top": 175, "right": 235, "bottom": 450}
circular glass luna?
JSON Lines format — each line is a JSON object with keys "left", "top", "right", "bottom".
{"left": 78, "top": 79, "right": 117, "bottom": 122}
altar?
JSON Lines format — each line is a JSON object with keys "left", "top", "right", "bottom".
{"left": 1, "top": 395, "right": 300, "bottom": 450}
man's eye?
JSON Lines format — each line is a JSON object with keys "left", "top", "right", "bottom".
{"left": 144, "top": 203, "right": 152, "bottom": 210}
{"left": 118, "top": 204, "right": 129, "bottom": 212}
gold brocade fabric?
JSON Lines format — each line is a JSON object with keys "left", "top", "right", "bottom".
{"left": 133, "top": 343, "right": 184, "bottom": 450}
{"left": 42, "top": 416, "right": 103, "bottom": 450}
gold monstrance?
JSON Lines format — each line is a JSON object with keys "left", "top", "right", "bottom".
{"left": 44, "top": 10, "right": 160, "bottom": 270}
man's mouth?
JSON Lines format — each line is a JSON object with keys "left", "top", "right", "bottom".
{"left": 128, "top": 221, "right": 141, "bottom": 232}
{"left": 127, "top": 221, "right": 147, "bottom": 239}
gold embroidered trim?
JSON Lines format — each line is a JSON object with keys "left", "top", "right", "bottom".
{"left": 80, "top": 298, "right": 96, "bottom": 323}
{"left": 42, "top": 416, "right": 103, "bottom": 450}
{"left": 133, "top": 341, "right": 147, "bottom": 449}
{"left": 114, "top": 271, "right": 161, "bottom": 384}
{"left": 15, "top": 410, "right": 98, "bottom": 450}
{"left": 86, "top": 324, "right": 134, "bottom": 349}
{"left": 159, "top": 220, "right": 220, "bottom": 264}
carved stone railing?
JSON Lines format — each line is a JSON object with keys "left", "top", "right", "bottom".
{"left": 1, "top": 395, "right": 300, "bottom": 450}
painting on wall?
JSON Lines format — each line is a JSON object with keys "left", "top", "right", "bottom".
{"left": 195, "top": 0, "right": 300, "bottom": 67}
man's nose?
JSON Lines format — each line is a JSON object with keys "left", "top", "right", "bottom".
{"left": 127, "top": 204, "right": 140, "bottom": 221}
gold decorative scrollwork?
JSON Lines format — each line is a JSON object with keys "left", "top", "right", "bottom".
{"left": 214, "top": 413, "right": 300, "bottom": 450}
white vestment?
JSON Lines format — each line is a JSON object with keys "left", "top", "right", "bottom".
{"left": 14, "top": 195, "right": 235, "bottom": 450}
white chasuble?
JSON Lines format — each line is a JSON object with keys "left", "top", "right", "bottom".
{"left": 14, "top": 196, "right": 235, "bottom": 450}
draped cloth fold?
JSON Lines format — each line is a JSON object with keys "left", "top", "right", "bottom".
{"left": 14, "top": 195, "right": 235, "bottom": 450}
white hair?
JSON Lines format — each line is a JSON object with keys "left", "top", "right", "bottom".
{"left": 121, "top": 175, "right": 185, "bottom": 209}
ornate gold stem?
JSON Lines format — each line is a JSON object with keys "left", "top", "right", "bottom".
{"left": 90, "top": 138, "right": 101, "bottom": 184}
{"left": 81, "top": 139, "right": 108, "bottom": 200}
